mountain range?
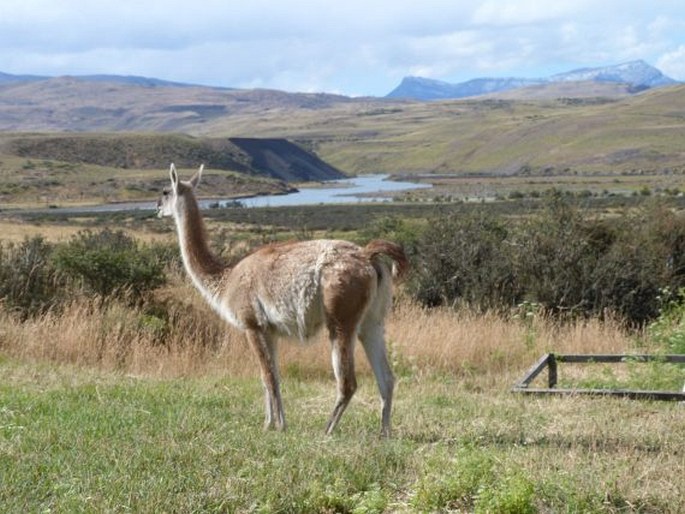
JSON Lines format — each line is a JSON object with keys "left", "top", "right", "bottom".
{"left": 1, "top": 59, "right": 685, "bottom": 182}
{"left": 0, "top": 60, "right": 677, "bottom": 134}
{"left": 386, "top": 60, "right": 678, "bottom": 100}
{"left": 1, "top": 60, "right": 677, "bottom": 105}
{"left": 0, "top": 71, "right": 221, "bottom": 89}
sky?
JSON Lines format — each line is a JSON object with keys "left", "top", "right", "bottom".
{"left": 1, "top": 1, "right": 685, "bottom": 97}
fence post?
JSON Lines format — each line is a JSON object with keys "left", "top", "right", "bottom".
{"left": 548, "top": 353, "right": 557, "bottom": 388}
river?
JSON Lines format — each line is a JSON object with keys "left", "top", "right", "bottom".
{"left": 48, "top": 174, "right": 431, "bottom": 213}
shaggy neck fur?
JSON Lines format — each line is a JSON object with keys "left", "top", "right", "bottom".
{"left": 173, "top": 192, "right": 225, "bottom": 287}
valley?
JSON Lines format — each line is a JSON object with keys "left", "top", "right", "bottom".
{"left": 1, "top": 78, "right": 685, "bottom": 208}
{"left": 0, "top": 62, "right": 684, "bottom": 226}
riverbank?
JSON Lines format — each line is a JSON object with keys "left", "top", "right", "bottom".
{"left": 4, "top": 174, "right": 431, "bottom": 214}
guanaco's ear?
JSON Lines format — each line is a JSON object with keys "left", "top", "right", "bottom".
{"left": 189, "top": 164, "right": 204, "bottom": 189}
{"left": 169, "top": 163, "right": 179, "bottom": 191}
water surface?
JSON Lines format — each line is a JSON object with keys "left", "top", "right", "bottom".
{"left": 50, "top": 174, "right": 430, "bottom": 213}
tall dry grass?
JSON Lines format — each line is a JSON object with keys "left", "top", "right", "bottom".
{"left": 0, "top": 279, "right": 637, "bottom": 385}
{"left": 387, "top": 298, "right": 633, "bottom": 384}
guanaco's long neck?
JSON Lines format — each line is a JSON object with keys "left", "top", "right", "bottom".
{"left": 174, "top": 193, "right": 225, "bottom": 284}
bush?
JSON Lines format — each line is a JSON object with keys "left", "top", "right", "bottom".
{"left": 412, "top": 449, "right": 496, "bottom": 512}
{"left": 52, "top": 229, "right": 168, "bottom": 303}
{"left": 648, "top": 288, "right": 685, "bottom": 354}
{"left": 410, "top": 198, "right": 685, "bottom": 324}
{"left": 0, "top": 236, "right": 64, "bottom": 318}
{"left": 409, "top": 210, "right": 522, "bottom": 311}
{"left": 357, "top": 216, "right": 421, "bottom": 258}
{"left": 513, "top": 199, "right": 603, "bottom": 317}
{"left": 584, "top": 204, "right": 685, "bottom": 324}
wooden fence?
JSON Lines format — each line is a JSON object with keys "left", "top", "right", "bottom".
{"left": 512, "top": 353, "right": 685, "bottom": 401}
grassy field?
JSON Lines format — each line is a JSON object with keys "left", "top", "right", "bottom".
{"left": 1, "top": 191, "right": 685, "bottom": 512}
{"left": 1, "top": 282, "right": 684, "bottom": 513}
{"left": 3, "top": 79, "right": 685, "bottom": 512}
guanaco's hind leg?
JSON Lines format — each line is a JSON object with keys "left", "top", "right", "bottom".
{"left": 244, "top": 328, "right": 285, "bottom": 431}
{"left": 325, "top": 327, "right": 358, "bottom": 435}
{"left": 359, "top": 322, "right": 394, "bottom": 437}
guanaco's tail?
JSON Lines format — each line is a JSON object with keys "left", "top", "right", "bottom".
{"left": 363, "top": 240, "right": 409, "bottom": 280}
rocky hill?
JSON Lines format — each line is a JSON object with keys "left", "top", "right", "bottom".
{"left": 387, "top": 76, "right": 545, "bottom": 100}
{"left": 229, "top": 138, "right": 345, "bottom": 182}
{"left": 1, "top": 133, "right": 344, "bottom": 182}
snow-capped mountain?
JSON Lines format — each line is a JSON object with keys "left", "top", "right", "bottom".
{"left": 549, "top": 60, "right": 675, "bottom": 88}
{"left": 387, "top": 60, "right": 678, "bottom": 100}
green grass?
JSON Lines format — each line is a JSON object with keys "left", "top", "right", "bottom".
{"left": 557, "top": 360, "right": 685, "bottom": 393}
{"left": 0, "top": 362, "right": 407, "bottom": 513}
{"left": 2, "top": 359, "right": 683, "bottom": 513}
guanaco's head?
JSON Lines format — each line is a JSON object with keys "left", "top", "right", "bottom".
{"left": 157, "top": 163, "right": 203, "bottom": 217}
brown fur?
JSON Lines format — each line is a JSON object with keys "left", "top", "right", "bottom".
{"left": 363, "top": 239, "right": 410, "bottom": 280}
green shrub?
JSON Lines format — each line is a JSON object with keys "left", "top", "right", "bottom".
{"left": 409, "top": 198, "right": 685, "bottom": 324}
{"left": 513, "top": 199, "right": 605, "bottom": 317}
{"left": 412, "top": 447, "right": 536, "bottom": 513}
{"left": 409, "top": 210, "right": 522, "bottom": 311}
{"left": 0, "top": 236, "right": 64, "bottom": 318}
{"left": 587, "top": 204, "right": 685, "bottom": 324}
{"left": 0, "top": 231, "right": 175, "bottom": 318}
{"left": 357, "top": 215, "right": 422, "bottom": 257}
{"left": 648, "top": 287, "right": 685, "bottom": 354}
{"left": 52, "top": 229, "right": 167, "bottom": 302}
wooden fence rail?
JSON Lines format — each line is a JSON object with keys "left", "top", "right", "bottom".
{"left": 512, "top": 353, "right": 685, "bottom": 401}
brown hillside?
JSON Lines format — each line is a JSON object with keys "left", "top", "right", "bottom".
{"left": 0, "top": 77, "right": 354, "bottom": 132}
{"left": 2, "top": 76, "right": 685, "bottom": 176}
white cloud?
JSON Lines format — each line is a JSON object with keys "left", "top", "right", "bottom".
{"left": 657, "top": 45, "right": 685, "bottom": 80}
{"left": 1, "top": 1, "right": 685, "bottom": 95}
{"left": 471, "top": 0, "right": 592, "bottom": 26}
